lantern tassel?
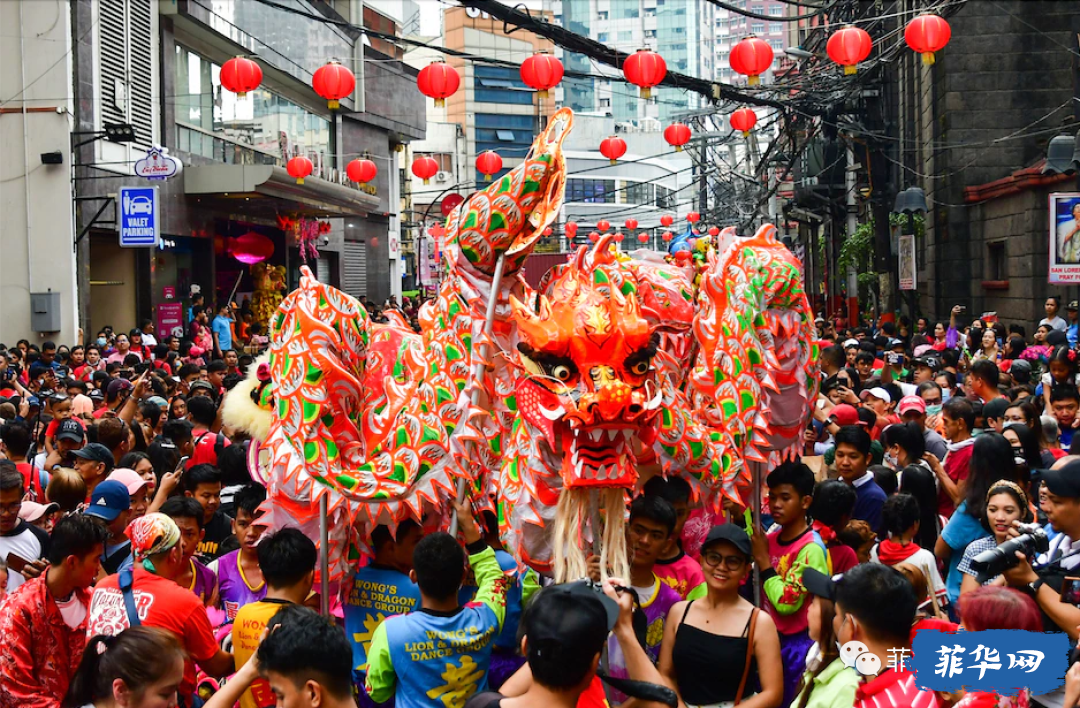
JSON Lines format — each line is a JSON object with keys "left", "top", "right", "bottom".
{"left": 423, "top": 178, "right": 431, "bottom": 185}
{"left": 484, "top": 174, "right": 492, "bottom": 181}
{"left": 922, "top": 52, "right": 936, "bottom": 66}
{"left": 640, "top": 87, "right": 652, "bottom": 99}
{"left": 296, "top": 177, "right": 305, "bottom": 185}
{"left": 843, "top": 65, "right": 857, "bottom": 75}
{"left": 237, "top": 91, "right": 248, "bottom": 98}
{"left": 435, "top": 98, "right": 445, "bottom": 108}
{"left": 538, "top": 89, "right": 548, "bottom": 99}
{"left": 328, "top": 100, "right": 340, "bottom": 110}
{"left": 741, "top": 131, "right": 751, "bottom": 138}
{"left": 609, "top": 158, "right": 617, "bottom": 166}
{"left": 748, "top": 75, "right": 760, "bottom": 86}
{"left": 675, "top": 145, "right": 683, "bottom": 152}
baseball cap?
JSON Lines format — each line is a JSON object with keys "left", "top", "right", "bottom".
{"left": 26, "top": 395, "right": 40, "bottom": 409}
{"left": 106, "top": 378, "right": 133, "bottom": 399}
{"left": 128, "top": 513, "right": 182, "bottom": 560}
{"left": 84, "top": 480, "right": 131, "bottom": 522}
{"left": 107, "top": 468, "right": 149, "bottom": 495}
{"left": 898, "top": 395, "right": 926, "bottom": 416}
{"left": 701, "top": 523, "right": 752, "bottom": 558}
{"left": 983, "top": 397, "right": 1010, "bottom": 422}
{"left": 72, "top": 442, "right": 115, "bottom": 471}
{"left": 147, "top": 395, "right": 168, "bottom": 410}
{"left": 189, "top": 380, "right": 216, "bottom": 393}
{"left": 842, "top": 338, "right": 860, "bottom": 350}
{"left": 1010, "top": 359, "right": 1033, "bottom": 384}
{"left": 523, "top": 581, "right": 618, "bottom": 667}
{"left": 912, "top": 344, "right": 935, "bottom": 358}
{"left": 888, "top": 338, "right": 905, "bottom": 350}
{"left": 1041, "top": 459, "right": 1080, "bottom": 499}
{"left": 1069, "top": 301, "right": 1078, "bottom": 311}
{"left": 828, "top": 404, "right": 860, "bottom": 427}
{"left": 188, "top": 346, "right": 205, "bottom": 358}
{"left": 56, "top": 418, "right": 85, "bottom": 443}
{"left": 911, "top": 356, "right": 939, "bottom": 372}
{"left": 860, "top": 386, "right": 891, "bottom": 404}
{"left": 18, "top": 501, "right": 59, "bottom": 523}
{"left": 802, "top": 568, "right": 841, "bottom": 601}
{"left": 88, "top": 389, "right": 104, "bottom": 401}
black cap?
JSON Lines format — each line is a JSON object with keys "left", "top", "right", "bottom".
{"left": 56, "top": 419, "right": 85, "bottom": 443}
{"left": 106, "top": 378, "right": 133, "bottom": 399}
{"left": 802, "top": 567, "right": 840, "bottom": 601}
{"left": 72, "top": 442, "right": 115, "bottom": 471}
{"left": 522, "top": 581, "right": 618, "bottom": 665}
{"left": 911, "top": 356, "right": 939, "bottom": 372}
{"left": 1042, "top": 459, "right": 1080, "bottom": 499}
{"left": 701, "top": 523, "right": 752, "bottom": 558}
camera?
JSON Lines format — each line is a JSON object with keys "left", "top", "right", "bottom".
{"left": 971, "top": 523, "right": 1050, "bottom": 583}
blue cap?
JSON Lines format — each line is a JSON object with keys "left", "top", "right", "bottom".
{"left": 84, "top": 480, "right": 131, "bottom": 522}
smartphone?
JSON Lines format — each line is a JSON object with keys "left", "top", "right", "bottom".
{"left": 5, "top": 552, "right": 31, "bottom": 574}
{"left": 1060, "top": 577, "right": 1080, "bottom": 605}
{"left": 174, "top": 455, "right": 190, "bottom": 475}
{"left": 958, "top": 305, "right": 967, "bottom": 313}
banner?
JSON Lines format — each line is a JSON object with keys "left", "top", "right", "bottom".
{"left": 1049, "top": 192, "right": 1080, "bottom": 283}
{"left": 898, "top": 234, "right": 916, "bottom": 290}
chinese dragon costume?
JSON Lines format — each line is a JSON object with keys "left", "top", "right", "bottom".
{"left": 222, "top": 108, "right": 819, "bottom": 583}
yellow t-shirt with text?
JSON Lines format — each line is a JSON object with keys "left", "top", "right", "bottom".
{"left": 232, "top": 599, "right": 293, "bottom": 708}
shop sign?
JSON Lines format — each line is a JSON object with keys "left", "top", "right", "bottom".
{"left": 388, "top": 233, "right": 400, "bottom": 259}
{"left": 119, "top": 186, "right": 159, "bottom": 247}
{"left": 157, "top": 302, "right": 185, "bottom": 339}
{"left": 898, "top": 234, "right": 916, "bottom": 291}
{"left": 134, "top": 145, "right": 183, "bottom": 181}
{"left": 1049, "top": 192, "right": 1080, "bottom": 283}
{"left": 163, "top": 286, "right": 176, "bottom": 300}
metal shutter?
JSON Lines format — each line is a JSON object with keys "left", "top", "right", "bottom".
{"left": 316, "top": 256, "right": 331, "bottom": 284}
{"left": 98, "top": 0, "right": 155, "bottom": 151}
{"left": 342, "top": 242, "right": 367, "bottom": 300}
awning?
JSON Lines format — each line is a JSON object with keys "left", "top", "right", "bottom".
{"left": 183, "top": 164, "right": 380, "bottom": 218}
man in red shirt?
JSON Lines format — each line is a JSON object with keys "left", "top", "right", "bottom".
{"left": 936, "top": 397, "right": 975, "bottom": 517}
{"left": 187, "top": 394, "right": 229, "bottom": 468}
{"left": 86, "top": 512, "right": 233, "bottom": 704}
{"left": 0, "top": 514, "right": 109, "bottom": 708}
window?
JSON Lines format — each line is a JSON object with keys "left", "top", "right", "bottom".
{"left": 751, "top": 22, "right": 765, "bottom": 34}
{"left": 626, "top": 181, "right": 654, "bottom": 206}
{"left": 769, "top": 39, "right": 783, "bottom": 50}
{"left": 474, "top": 65, "right": 532, "bottom": 105}
{"left": 431, "top": 153, "right": 453, "bottom": 171}
{"left": 645, "top": 8, "right": 656, "bottom": 17}
{"left": 566, "top": 178, "right": 615, "bottom": 203}
{"left": 475, "top": 113, "right": 535, "bottom": 154}
{"left": 655, "top": 185, "right": 674, "bottom": 209}
{"left": 770, "top": 22, "right": 783, "bottom": 33}
{"left": 987, "top": 241, "right": 1007, "bottom": 282}
{"left": 597, "top": 32, "right": 609, "bottom": 42}
{"left": 645, "top": 29, "right": 657, "bottom": 38}
{"left": 751, "top": 4, "right": 764, "bottom": 13}
{"left": 599, "top": 98, "right": 611, "bottom": 108}
{"left": 618, "top": 31, "right": 634, "bottom": 41}
{"left": 769, "top": 5, "right": 783, "bottom": 15}
{"left": 598, "top": 10, "right": 608, "bottom": 19}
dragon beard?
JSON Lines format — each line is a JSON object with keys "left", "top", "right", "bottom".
{"left": 552, "top": 487, "right": 629, "bottom": 584}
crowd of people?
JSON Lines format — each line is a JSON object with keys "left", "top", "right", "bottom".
{"left": 3, "top": 296, "right": 1080, "bottom": 708}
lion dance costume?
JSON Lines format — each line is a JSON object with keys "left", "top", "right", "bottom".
{"left": 223, "top": 109, "right": 819, "bottom": 583}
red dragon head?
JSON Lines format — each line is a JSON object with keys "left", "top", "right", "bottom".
{"left": 510, "top": 235, "right": 662, "bottom": 491}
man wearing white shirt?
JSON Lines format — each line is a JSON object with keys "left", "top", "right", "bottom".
{"left": 1040, "top": 296, "right": 1068, "bottom": 332}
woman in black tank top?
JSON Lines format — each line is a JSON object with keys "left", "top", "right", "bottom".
{"left": 657, "top": 525, "right": 784, "bottom": 707}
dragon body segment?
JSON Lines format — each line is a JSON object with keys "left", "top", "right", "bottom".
{"left": 224, "top": 108, "right": 818, "bottom": 582}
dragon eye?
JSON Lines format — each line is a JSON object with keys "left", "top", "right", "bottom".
{"left": 630, "top": 360, "right": 649, "bottom": 376}
{"left": 551, "top": 365, "right": 573, "bottom": 381}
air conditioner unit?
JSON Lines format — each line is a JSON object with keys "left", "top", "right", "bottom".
{"left": 435, "top": 171, "right": 450, "bottom": 183}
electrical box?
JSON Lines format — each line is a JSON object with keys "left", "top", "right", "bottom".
{"left": 30, "top": 292, "right": 61, "bottom": 332}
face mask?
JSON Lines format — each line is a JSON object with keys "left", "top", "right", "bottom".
{"left": 926, "top": 404, "right": 942, "bottom": 416}
{"left": 96, "top": 337, "right": 106, "bottom": 347}
{"left": 884, "top": 452, "right": 898, "bottom": 470}
{"left": 941, "top": 390, "right": 952, "bottom": 402}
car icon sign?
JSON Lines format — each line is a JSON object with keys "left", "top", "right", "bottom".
{"left": 128, "top": 195, "right": 153, "bottom": 215}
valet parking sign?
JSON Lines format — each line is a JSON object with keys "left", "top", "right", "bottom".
{"left": 118, "top": 186, "right": 159, "bottom": 247}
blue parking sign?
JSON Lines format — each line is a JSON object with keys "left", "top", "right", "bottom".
{"left": 118, "top": 186, "right": 159, "bottom": 247}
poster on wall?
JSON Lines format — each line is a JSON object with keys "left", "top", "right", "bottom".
{"left": 1049, "top": 193, "right": 1080, "bottom": 283}
{"left": 898, "top": 234, "right": 916, "bottom": 291}
{"left": 157, "top": 303, "right": 184, "bottom": 339}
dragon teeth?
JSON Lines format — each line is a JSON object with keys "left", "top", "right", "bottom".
{"left": 590, "top": 429, "right": 603, "bottom": 443}
{"left": 606, "top": 429, "right": 618, "bottom": 441}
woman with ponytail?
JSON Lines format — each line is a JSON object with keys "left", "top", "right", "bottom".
{"left": 63, "top": 627, "right": 185, "bottom": 708}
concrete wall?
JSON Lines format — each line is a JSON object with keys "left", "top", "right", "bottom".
{"left": 0, "top": 0, "right": 78, "bottom": 345}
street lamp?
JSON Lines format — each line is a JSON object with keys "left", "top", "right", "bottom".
{"left": 1042, "top": 130, "right": 1080, "bottom": 176}
{"left": 892, "top": 187, "right": 926, "bottom": 321}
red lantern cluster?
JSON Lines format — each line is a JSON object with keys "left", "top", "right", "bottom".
{"left": 520, "top": 52, "right": 564, "bottom": 99}
{"left": 664, "top": 122, "right": 692, "bottom": 152}
{"left": 476, "top": 151, "right": 503, "bottom": 181}
{"left": 660, "top": 214, "right": 674, "bottom": 227}
{"left": 418, "top": 59, "right": 461, "bottom": 107}
{"left": 287, "top": 156, "right": 313, "bottom": 184}
{"left": 730, "top": 108, "right": 757, "bottom": 136}
{"left": 599, "top": 136, "right": 627, "bottom": 165}
{"left": 596, "top": 220, "right": 611, "bottom": 232}
{"left": 346, "top": 158, "right": 377, "bottom": 184}
{"left": 729, "top": 37, "right": 774, "bottom": 86}
{"left": 637, "top": 232, "right": 649, "bottom": 244}
{"left": 623, "top": 48, "right": 667, "bottom": 99}
{"left": 412, "top": 156, "right": 439, "bottom": 185}
{"left": 312, "top": 60, "right": 356, "bottom": 110}
{"left": 565, "top": 221, "right": 578, "bottom": 236}
{"left": 905, "top": 14, "right": 951, "bottom": 65}
{"left": 220, "top": 57, "right": 262, "bottom": 98}
{"left": 827, "top": 26, "right": 873, "bottom": 75}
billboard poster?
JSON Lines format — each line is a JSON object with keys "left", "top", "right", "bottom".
{"left": 157, "top": 302, "right": 185, "bottom": 339}
{"left": 898, "top": 234, "right": 916, "bottom": 291}
{"left": 1049, "top": 193, "right": 1080, "bottom": 283}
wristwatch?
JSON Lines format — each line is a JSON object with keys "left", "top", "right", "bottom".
{"left": 1027, "top": 578, "right": 1044, "bottom": 596}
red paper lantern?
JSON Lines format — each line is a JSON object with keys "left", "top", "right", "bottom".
{"left": 412, "top": 156, "right": 439, "bottom": 185}
{"left": 625, "top": 219, "right": 638, "bottom": 230}
{"left": 905, "top": 14, "right": 951, "bottom": 65}
{"left": 476, "top": 150, "right": 503, "bottom": 181}
{"left": 417, "top": 59, "right": 461, "bottom": 107}
{"left": 599, "top": 136, "right": 627, "bottom": 165}
{"left": 708, "top": 225, "right": 721, "bottom": 237}
{"left": 662, "top": 231, "right": 674, "bottom": 242}
{"left": 543, "top": 227, "right": 553, "bottom": 236}
{"left": 220, "top": 57, "right": 262, "bottom": 98}
{"left": 730, "top": 108, "right": 758, "bottom": 136}
{"left": 614, "top": 232, "right": 625, "bottom": 243}
{"left": 287, "top": 156, "right": 313, "bottom": 184}
{"left": 664, "top": 122, "right": 692, "bottom": 152}
{"left": 312, "top": 60, "right": 356, "bottom": 110}
{"left": 826, "top": 26, "right": 873, "bottom": 75}
{"left": 729, "top": 36, "right": 774, "bottom": 86}
{"left": 229, "top": 231, "right": 275, "bottom": 265}
{"left": 588, "top": 231, "right": 600, "bottom": 242}
{"left": 660, "top": 214, "right": 674, "bottom": 227}
{"left": 596, "top": 220, "right": 611, "bottom": 232}
{"left": 346, "top": 158, "right": 377, "bottom": 184}
{"left": 520, "top": 52, "right": 564, "bottom": 98}
{"left": 565, "top": 221, "right": 578, "bottom": 235}
{"left": 623, "top": 48, "right": 667, "bottom": 99}
{"left": 686, "top": 212, "right": 701, "bottom": 223}
{"left": 637, "top": 232, "right": 649, "bottom": 244}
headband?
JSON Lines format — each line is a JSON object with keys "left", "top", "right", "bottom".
{"left": 986, "top": 480, "right": 1028, "bottom": 508}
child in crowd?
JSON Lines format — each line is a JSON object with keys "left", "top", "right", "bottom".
{"left": 643, "top": 476, "right": 707, "bottom": 600}
{"left": 214, "top": 483, "right": 268, "bottom": 620}
{"left": 345, "top": 519, "right": 424, "bottom": 703}
{"left": 232, "top": 527, "right": 318, "bottom": 708}
{"left": 837, "top": 519, "right": 877, "bottom": 565}
{"left": 809, "top": 480, "right": 859, "bottom": 574}
{"left": 871, "top": 493, "right": 948, "bottom": 610}
{"left": 161, "top": 496, "right": 218, "bottom": 606}
{"left": 365, "top": 501, "right": 507, "bottom": 708}
{"left": 42, "top": 393, "right": 77, "bottom": 457}
{"left": 750, "top": 460, "right": 830, "bottom": 708}
{"left": 1050, "top": 385, "right": 1080, "bottom": 448}
{"left": 184, "top": 463, "right": 232, "bottom": 563}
